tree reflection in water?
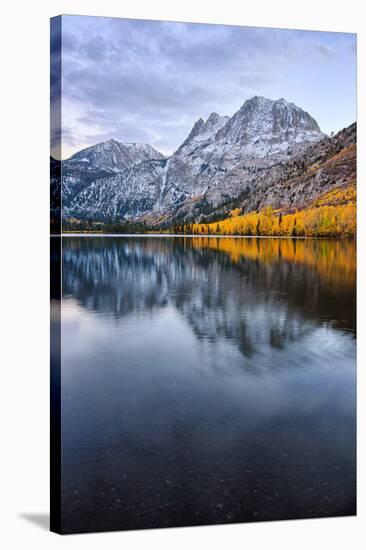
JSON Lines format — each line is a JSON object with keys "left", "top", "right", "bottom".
{"left": 58, "top": 236, "right": 356, "bottom": 533}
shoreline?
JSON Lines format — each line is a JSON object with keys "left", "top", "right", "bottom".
{"left": 55, "top": 233, "right": 356, "bottom": 240}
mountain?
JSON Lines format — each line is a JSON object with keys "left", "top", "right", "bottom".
{"left": 236, "top": 122, "right": 356, "bottom": 214}
{"left": 59, "top": 96, "right": 341, "bottom": 224}
{"left": 151, "top": 97, "right": 325, "bottom": 221}
{"left": 61, "top": 140, "right": 165, "bottom": 213}
{"left": 178, "top": 112, "right": 230, "bottom": 148}
{"left": 215, "top": 96, "right": 322, "bottom": 152}
{"left": 189, "top": 122, "right": 356, "bottom": 223}
{"left": 68, "top": 139, "right": 165, "bottom": 171}
{"left": 67, "top": 159, "right": 167, "bottom": 220}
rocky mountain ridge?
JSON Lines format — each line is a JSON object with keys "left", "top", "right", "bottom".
{"left": 187, "top": 122, "right": 356, "bottom": 223}
{"left": 68, "top": 139, "right": 165, "bottom": 171}
{"left": 54, "top": 96, "right": 355, "bottom": 226}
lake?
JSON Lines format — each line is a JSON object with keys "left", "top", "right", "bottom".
{"left": 56, "top": 236, "right": 356, "bottom": 533}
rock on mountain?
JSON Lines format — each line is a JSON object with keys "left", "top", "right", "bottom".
{"left": 178, "top": 112, "right": 230, "bottom": 148}
{"left": 202, "top": 122, "right": 356, "bottom": 222}
{"left": 68, "top": 139, "right": 165, "bottom": 171}
{"left": 215, "top": 96, "right": 322, "bottom": 155}
{"left": 244, "top": 122, "right": 356, "bottom": 213}
{"left": 61, "top": 97, "right": 328, "bottom": 223}
{"left": 68, "top": 159, "right": 168, "bottom": 220}
{"left": 153, "top": 97, "right": 325, "bottom": 221}
{"left": 62, "top": 140, "right": 165, "bottom": 214}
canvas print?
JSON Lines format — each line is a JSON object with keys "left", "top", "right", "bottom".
{"left": 50, "top": 15, "right": 356, "bottom": 534}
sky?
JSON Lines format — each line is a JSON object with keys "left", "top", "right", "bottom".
{"left": 51, "top": 15, "right": 356, "bottom": 160}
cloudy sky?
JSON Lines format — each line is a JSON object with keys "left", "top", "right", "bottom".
{"left": 51, "top": 15, "right": 356, "bottom": 159}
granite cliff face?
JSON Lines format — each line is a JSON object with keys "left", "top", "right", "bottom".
{"left": 68, "top": 139, "right": 165, "bottom": 171}
{"left": 150, "top": 96, "right": 325, "bottom": 222}
{"left": 195, "top": 122, "right": 356, "bottom": 222}
{"left": 56, "top": 96, "right": 355, "bottom": 225}
{"left": 61, "top": 140, "right": 165, "bottom": 216}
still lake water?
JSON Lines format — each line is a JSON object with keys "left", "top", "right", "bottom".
{"left": 59, "top": 236, "right": 356, "bottom": 533}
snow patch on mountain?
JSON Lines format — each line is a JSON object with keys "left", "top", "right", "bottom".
{"left": 62, "top": 97, "right": 326, "bottom": 223}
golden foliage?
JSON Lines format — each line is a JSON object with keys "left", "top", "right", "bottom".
{"left": 192, "top": 197, "right": 356, "bottom": 238}
{"left": 190, "top": 236, "right": 356, "bottom": 289}
{"left": 230, "top": 208, "right": 242, "bottom": 217}
{"left": 311, "top": 185, "right": 356, "bottom": 207}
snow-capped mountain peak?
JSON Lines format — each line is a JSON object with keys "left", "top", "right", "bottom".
{"left": 60, "top": 96, "right": 329, "bottom": 224}
{"left": 215, "top": 96, "right": 324, "bottom": 154}
{"left": 179, "top": 112, "right": 230, "bottom": 150}
{"left": 68, "top": 139, "right": 165, "bottom": 172}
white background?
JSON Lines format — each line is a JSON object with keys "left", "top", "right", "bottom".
{"left": 0, "top": 0, "right": 365, "bottom": 548}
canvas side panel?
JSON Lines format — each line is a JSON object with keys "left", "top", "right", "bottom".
{"left": 50, "top": 15, "right": 62, "bottom": 534}
{"left": 50, "top": 15, "right": 62, "bottom": 235}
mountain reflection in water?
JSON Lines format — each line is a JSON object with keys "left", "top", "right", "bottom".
{"left": 58, "top": 236, "right": 356, "bottom": 533}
